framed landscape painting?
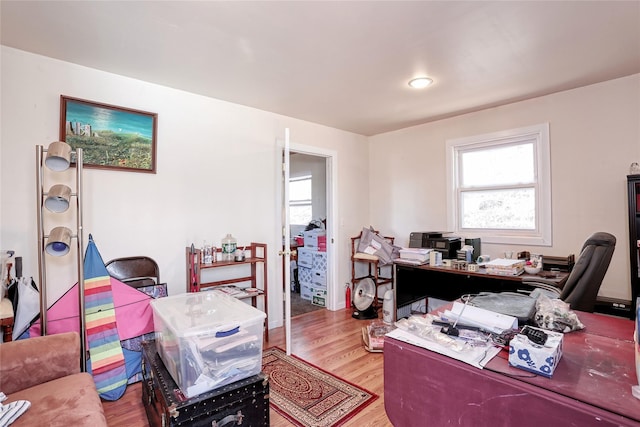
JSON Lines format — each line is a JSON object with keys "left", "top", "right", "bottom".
{"left": 59, "top": 96, "right": 158, "bottom": 173}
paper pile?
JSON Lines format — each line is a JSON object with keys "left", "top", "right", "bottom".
{"left": 387, "top": 303, "right": 515, "bottom": 369}
{"left": 398, "top": 248, "right": 431, "bottom": 265}
{"left": 484, "top": 258, "right": 526, "bottom": 276}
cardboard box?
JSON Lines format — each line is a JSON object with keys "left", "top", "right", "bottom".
{"left": 300, "top": 282, "right": 312, "bottom": 300}
{"left": 303, "top": 229, "right": 326, "bottom": 249}
{"left": 311, "top": 286, "right": 327, "bottom": 307}
{"left": 150, "top": 292, "right": 265, "bottom": 397}
{"left": 509, "top": 327, "right": 563, "bottom": 378}
{"left": 297, "top": 248, "right": 314, "bottom": 268}
{"left": 311, "top": 293, "right": 326, "bottom": 307}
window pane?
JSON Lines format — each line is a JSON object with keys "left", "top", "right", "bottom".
{"left": 461, "top": 188, "right": 535, "bottom": 230}
{"left": 290, "top": 178, "right": 311, "bottom": 201}
{"left": 461, "top": 143, "right": 534, "bottom": 187}
{"left": 289, "top": 176, "right": 312, "bottom": 225}
{"left": 290, "top": 205, "right": 312, "bottom": 225}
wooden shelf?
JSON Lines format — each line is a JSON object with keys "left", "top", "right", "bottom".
{"left": 186, "top": 242, "right": 268, "bottom": 340}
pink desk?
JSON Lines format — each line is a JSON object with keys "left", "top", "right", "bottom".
{"left": 384, "top": 311, "right": 640, "bottom": 426}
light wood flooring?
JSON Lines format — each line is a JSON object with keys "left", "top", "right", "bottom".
{"left": 102, "top": 308, "right": 391, "bottom": 426}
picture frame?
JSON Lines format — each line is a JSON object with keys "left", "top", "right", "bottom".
{"left": 59, "top": 95, "right": 158, "bottom": 173}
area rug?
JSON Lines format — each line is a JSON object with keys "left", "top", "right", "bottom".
{"left": 262, "top": 347, "right": 377, "bottom": 426}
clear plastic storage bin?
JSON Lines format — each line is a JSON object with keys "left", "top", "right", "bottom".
{"left": 150, "top": 291, "right": 266, "bottom": 398}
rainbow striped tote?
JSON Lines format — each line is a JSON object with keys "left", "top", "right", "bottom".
{"left": 84, "top": 234, "right": 128, "bottom": 400}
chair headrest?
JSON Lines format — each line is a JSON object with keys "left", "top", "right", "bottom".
{"left": 583, "top": 232, "right": 616, "bottom": 249}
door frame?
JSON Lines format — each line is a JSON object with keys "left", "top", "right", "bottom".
{"left": 274, "top": 140, "right": 339, "bottom": 329}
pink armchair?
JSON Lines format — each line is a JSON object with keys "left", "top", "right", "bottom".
{"left": 0, "top": 332, "right": 107, "bottom": 426}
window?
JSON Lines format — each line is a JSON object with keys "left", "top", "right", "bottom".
{"left": 446, "top": 123, "right": 551, "bottom": 246}
{"left": 289, "top": 175, "right": 312, "bottom": 225}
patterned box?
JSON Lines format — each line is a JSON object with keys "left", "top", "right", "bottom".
{"left": 297, "top": 266, "right": 312, "bottom": 285}
{"left": 509, "top": 327, "right": 563, "bottom": 378}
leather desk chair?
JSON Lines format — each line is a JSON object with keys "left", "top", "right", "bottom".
{"left": 525, "top": 232, "right": 616, "bottom": 312}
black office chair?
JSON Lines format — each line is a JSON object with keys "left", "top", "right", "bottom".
{"left": 525, "top": 232, "right": 616, "bottom": 312}
{"left": 105, "top": 256, "right": 160, "bottom": 289}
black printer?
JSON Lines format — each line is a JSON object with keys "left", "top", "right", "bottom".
{"left": 409, "top": 232, "right": 462, "bottom": 259}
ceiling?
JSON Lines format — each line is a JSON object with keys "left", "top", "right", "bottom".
{"left": 2, "top": 1, "right": 639, "bottom": 136}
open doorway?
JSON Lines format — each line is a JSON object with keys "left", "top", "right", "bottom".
{"left": 289, "top": 152, "right": 327, "bottom": 317}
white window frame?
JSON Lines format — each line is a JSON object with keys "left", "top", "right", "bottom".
{"left": 289, "top": 175, "right": 313, "bottom": 226}
{"left": 446, "top": 123, "right": 552, "bottom": 246}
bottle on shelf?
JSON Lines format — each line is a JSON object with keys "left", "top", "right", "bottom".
{"left": 202, "top": 240, "right": 213, "bottom": 264}
{"left": 221, "top": 233, "right": 237, "bottom": 261}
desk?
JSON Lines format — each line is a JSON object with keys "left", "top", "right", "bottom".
{"left": 384, "top": 311, "right": 640, "bottom": 426}
{"left": 394, "top": 262, "right": 568, "bottom": 319}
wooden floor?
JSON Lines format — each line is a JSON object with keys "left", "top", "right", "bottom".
{"left": 102, "top": 308, "right": 391, "bottom": 426}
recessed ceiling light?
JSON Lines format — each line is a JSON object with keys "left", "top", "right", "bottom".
{"left": 408, "top": 77, "right": 433, "bottom": 89}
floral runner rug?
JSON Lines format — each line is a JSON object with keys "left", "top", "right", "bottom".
{"left": 262, "top": 347, "right": 377, "bottom": 427}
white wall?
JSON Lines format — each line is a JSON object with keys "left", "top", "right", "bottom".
{"left": 5, "top": 47, "right": 635, "bottom": 322}
{"left": 369, "top": 74, "right": 640, "bottom": 302}
{"left": 0, "top": 47, "right": 370, "bottom": 329}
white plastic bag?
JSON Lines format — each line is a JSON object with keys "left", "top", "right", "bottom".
{"left": 13, "top": 277, "right": 39, "bottom": 340}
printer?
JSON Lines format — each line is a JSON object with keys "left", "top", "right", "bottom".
{"left": 409, "top": 232, "right": 462, "bottom": 259}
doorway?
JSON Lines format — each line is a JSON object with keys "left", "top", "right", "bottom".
{"left": 289, "top": 152, "right": 327, "bottom": 317}
{"left": 276, "top": 135, "right": 338, "bottom": 354}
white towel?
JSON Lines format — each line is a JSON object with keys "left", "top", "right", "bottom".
{"left": 0, "top": 392, "right": 31, "bottom": 427}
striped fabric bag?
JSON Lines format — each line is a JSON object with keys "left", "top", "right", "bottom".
{"left": 84, "top": 234, "right": 128, "bottom": 400}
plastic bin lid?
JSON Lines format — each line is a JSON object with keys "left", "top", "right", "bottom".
{"left": 150, "top": 291, "right": 265, "bottom": 338}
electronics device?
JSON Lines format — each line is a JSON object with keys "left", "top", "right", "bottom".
{"left": 352, "top": 278, "right": 378, "bottom": 320}
{"left": 464, "top": 238, "right": 481, "bottom": 262}
{"left": 428, "top": 236, "right": 461, "bottom": 259}
{"left": 520, "top": 325, "right": 548, "bottom": 345}
{"left": 408, "top": 231, "right": 462, "bottom": 259}
{"left": 409, "top": 232, "right": 446, "bottom": 248}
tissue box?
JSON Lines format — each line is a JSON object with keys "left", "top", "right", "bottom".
{"left": 509, "top": 327, "right": 563, "bottom": 378}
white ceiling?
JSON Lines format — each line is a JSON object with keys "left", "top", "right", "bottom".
{"left": 2, "top": 1, "right": 639, "bottom": 136}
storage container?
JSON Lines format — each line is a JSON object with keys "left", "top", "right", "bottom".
{"left": 297, "top": 247, "right": 314, "bottom": 269}
{"left": 298, "top": 265, "right": 312, "bottom": 285}
{"left": 311, "top": 250, "right": 328, "bottom": 270}
{"left": 310, "top": 269, "right": 327, "bottom": 287}
{"left": 312, "top": 293, "right": 326, "bottom": 307}
{"left": 303, "top": 229, "right": 326, "bottom": 249}
{"left": 318, "top": 234, "right": 327, "bottom": 252}
{"left": 300, "top": 282, "right": 313, "bottom": 300}
{"left": 150, "top": 291, "right": 266, "bottom": 398}
{"left": 311, "top": 285, "right": 327, "bottom": 307}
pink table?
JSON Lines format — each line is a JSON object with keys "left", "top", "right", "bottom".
{"left": 384, "top": 311, "right": 640, "bottom": 426}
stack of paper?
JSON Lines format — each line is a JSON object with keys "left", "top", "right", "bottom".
{"left": 484, "top": 258, "right": 525, "bottom": 276}
{"left": 399, "top": 248, "right": 431, "bottom": 264}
